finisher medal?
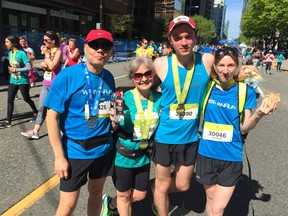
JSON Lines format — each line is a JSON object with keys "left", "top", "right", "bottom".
{"left": 139, "top": 139, "right": 149, "bottom": 149}
{"left": 86, "top": 117, "right": 98, "bottom": 129}
{"left": 176, "top": 104, "right": 185, "bottom": 116}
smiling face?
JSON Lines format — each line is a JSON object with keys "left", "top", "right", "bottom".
{"left": 169, "top": 24, "right": 196, "bottom": 57}
{"left": 132, "top": 64, "right": 154, "bottom": 92}
{"left": 214, "top": 55, "right": 238, "bottom": 83}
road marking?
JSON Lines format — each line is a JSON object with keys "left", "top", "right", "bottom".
{"left": 115, "top": 74, "right": 129, "bottom": 80}
{"left": 1, "top": 175, "right": 59, "bottom": 216}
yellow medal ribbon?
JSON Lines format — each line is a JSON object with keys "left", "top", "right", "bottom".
{"left": 172, "top": 53, "right": 195, "bottom": 105}
{"left": 132, "top": 88, "right": 154, "bottom": 143}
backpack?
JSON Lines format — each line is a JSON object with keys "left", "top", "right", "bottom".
{"left": 202, "top": 80, "right": 248, "bottom": 124}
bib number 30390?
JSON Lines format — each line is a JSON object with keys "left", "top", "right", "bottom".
{"left": 169, "top": 104, "right": 198, "bottom": 120}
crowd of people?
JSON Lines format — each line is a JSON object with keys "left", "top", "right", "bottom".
{"left": 0, "top": 15, "right": 280, "bottom": 216}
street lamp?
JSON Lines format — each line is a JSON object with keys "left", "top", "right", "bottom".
{"left": 275, "top": 30, "right": 280, "bottom": 50}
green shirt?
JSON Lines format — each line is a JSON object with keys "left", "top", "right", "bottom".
{"left": 8, "top": 49, "right": 30, "bottom": 85}
{"left": 115, "top": 89, "right": 162, "bottom": 168}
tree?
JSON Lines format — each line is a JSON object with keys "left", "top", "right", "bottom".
{"left": 109, "top": 14, "right": 133, "bottom": 38}
{"left": 241, "top": 0, "right": 288, "bottom": 49}
{"left": 191, "top": 15, "right": 216, "bottom": 44}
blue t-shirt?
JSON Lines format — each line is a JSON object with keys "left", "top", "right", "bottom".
{"left": 198, "top": 83, "right": 257, "bottom": 162}
{"left": 277, "top": 54, "right": 284, "bottom": 63}
{"left": 115, "top": 89, "right": 162, "bottom": 168}
{"left": 44, "top": 63, "right": 115, "bottom": 159}
{"left": 155, "top": 53, "right": 210, "bottom": 144}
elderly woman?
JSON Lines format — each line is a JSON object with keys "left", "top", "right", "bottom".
{"left": 102, "top": 56, "right": 162, "bottom": 216}
{"left": 196, "top": 46, "right": 277, "bottom": 216}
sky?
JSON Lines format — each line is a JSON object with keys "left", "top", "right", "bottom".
{"left": 225, "top": 0, "right": 243, "bottom": 39}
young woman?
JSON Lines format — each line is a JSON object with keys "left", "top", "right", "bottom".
{"left": 0, "top": 36, "right": 38, "bottom": 128}
{"left": 195, "top": 46, "right": 277, "bottom": 216}
{"left": 21, "top": 30, "right": 62, "bottom": 139}
{"left": 102, "top": 57, "right": 162, "bottom": 216}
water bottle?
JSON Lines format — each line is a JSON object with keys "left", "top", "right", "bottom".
{"left": 113, "top": 91, "right": 124, "bottom": 123}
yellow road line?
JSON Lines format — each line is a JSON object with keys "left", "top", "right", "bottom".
{"left": 1, "top": 175, "right": 59, "bottom": 216}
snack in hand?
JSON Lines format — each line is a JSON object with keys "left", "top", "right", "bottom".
{"left": 244, "top": 68, "right": 262, "bottom": 80}
{"left": 266, "top": 93, "right": 280, "bottom": 108}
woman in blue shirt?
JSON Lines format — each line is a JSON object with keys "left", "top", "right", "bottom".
{"left": 196, "top": 47, "right": 277, "bottom": 216}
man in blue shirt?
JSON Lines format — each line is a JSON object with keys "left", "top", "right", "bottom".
{"left": 45, "top": 29, "right": 116, "bottom": 216}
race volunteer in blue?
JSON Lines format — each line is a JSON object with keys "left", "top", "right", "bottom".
{"left": 45, "top": 30, "right": 115, "bottom": 216}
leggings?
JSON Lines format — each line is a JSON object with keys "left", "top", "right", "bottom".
{"left": 35, "top": 84, "right": 50, "bottom": 125}
{"left": 7, "top": 83, "right": 38, "bottom": 122}
{"left": 266, "top": 62, "right": 272, "bottom": 71}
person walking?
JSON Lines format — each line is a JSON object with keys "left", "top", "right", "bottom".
{"left": 195, "top": 46, "right": 277, "bottom": 216}
{"left": 44, "top": 29, "right": 115, "bottom": 216}
{"left": 19, "top": 36, "right": 37, "bottom": 87}
{"left": 135, "top": 38, "right": 153, "bottom": 59}
{"left": 102, "top": 56, "right": 162, "bottom": 216}
{"left": 0, "top": 35, "right": 38, "bottom": 128}
{"left": 264, "top": 50, "right": 274, "bottom": 75}
{"left": 21, "top": 30, "right": 62, "bottom": 139}
{"left": 276, "top": 52, "right": 285, "bottom": 71}
{"left": 63, "top": 38, "right": 80, "bottom": 68}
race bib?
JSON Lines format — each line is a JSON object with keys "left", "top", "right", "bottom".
{"left": 98, "top": 101, "right": 110, "bottom": 118}
{"left": 43, "top": 71, "right": 52, "bottom": 81}
{"left": 169, "top": 104, "right": 198, "bottom": 120}
{"left": 202, "top": 122, "right": 233, "bottom": 142}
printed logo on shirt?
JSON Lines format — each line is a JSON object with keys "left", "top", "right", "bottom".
{"left": 208, "top": 99, "right": 236, "bottom": 110}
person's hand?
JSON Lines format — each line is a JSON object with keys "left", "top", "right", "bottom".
{"left": 8, "top": 66, "right": 16, "bottom": 74}
{"left": 255, "top": 97, "right": 276, "bottom": 118}
{"left": 237, "top": 65, "right": 259, "bottom": 81}
{"left": 40, "top": 61, "right": 48, "bottom": 70}
{"left": 54, "top": 156, "right": 69, "bottom": 179}
{"left": 41, "top": 45, "right": 49, "bottom": 55}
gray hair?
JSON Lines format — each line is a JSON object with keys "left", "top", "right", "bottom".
{"left": 127, "top": 56, "right": 154, "bottom": 79}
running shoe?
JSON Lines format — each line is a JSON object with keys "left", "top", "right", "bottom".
{"left": 0, "top": 121, "right": 11, "bottom": 129}
{"left": 101, "top": 194, "right": 119, "bottom": 216}
{"left": 21, "top": 130, "right": 39, "bottom": 139}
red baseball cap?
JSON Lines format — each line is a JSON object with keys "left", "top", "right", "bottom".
{"left": 85, "top": 30, "right": 113, "bottom": 43}
{"left": 168, "top": 15, "right": 197, "bottom": 33}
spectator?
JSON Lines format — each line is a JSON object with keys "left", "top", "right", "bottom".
{"left": 276, "top": 52, "right": 285, "bottom": 71}
{"left": 63, "top": 38, "right": 80, "bottom": 68}
{"left": 136, "top": 38, "right": 153, "bottom": 59}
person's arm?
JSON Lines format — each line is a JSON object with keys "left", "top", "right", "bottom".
{"left": 46, "top": 108, "right": 69, "bottom": 179}
{"left": 202, "top": 53, "right": 215, "bottom": 77}
{"left": 15, "top": 62, "right": 31, "bottom": 72}
{"left": 153, "top": 56, "right": 168, "bottom": 82}
{"left": 69, "top": 48, "right": 80, "bottom": 60}
{"left": 240, "top": 97, "right": 276, "bottom": 134}
{"left": 42, "top": 49, "right": 62, "bottom": 71}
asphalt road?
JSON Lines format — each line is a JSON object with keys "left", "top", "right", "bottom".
{"left": 0, "top": 60, "right": 288, "bottom": 216}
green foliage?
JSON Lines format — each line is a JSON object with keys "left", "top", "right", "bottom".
{"left": 241, "top": 0, "right": 288, "bottom": 47}
{"left": 109, "top": 14, "right": 133, "bottom": 35}
{"left": 191, "top": 15, "right": 216, "bottom": 44}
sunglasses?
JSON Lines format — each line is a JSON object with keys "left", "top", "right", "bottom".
{"left": 215, "top": 47, "right": 238, "bottom": 57}
{"left": 132, "top": 70, "right": 153, "bottom": 81}
{"left": 87, "top": 41, "right": 113, "bottom": 51}
{"left": 44, "top": 39, "right": 51, "bottom": 43}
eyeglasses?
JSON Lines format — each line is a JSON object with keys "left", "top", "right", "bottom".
{"left": 132, "top": 70, "right": 153, "bottom": 81}
{"left": 215, "top": 47, "right": 238, "bottom": 57}
{"left": 87, "top": 41, "right": 113, "bottom": 51}
{"left": 44, "top": 39, "right": 51, "bottom": 43}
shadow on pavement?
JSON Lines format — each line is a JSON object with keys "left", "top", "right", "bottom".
{"left": 132, "top": 174, "right": 270, "bottom": 216}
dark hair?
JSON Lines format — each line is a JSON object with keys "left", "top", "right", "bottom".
{"left": 19, "top": 36, "right": 27, "bottom": 41}
{"left": 214, "top": 46, "right": 239, "bottom": 65}
{"left": 44, "top": 30, "right": 60, "bottom": 47}
{"left": 162, "top": 40, "right": 173, "bottom": 49}
{"left": 5, "top": 35, "right": 21, "bottom": 50}
{"left": 252, "top": 47, "right": 260, "bottom": 54}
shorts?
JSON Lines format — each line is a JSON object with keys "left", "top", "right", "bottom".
{"left": 112, "top": 163, "right": 150, "bottom": 192}
{"left": 195, "top": 154, "right": 243, "bottom": 187}
{"left": 151, "top": 140, "right": 198, "bottom": 167}
{"left": 60, "top": 150, "right": 114, "bottom": 192}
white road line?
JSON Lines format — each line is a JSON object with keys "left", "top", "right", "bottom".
{"left": 114, "top": 74, "right": 129, "bottom": 80}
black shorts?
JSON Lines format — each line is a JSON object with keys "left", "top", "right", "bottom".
{"left": 151, "top": 140, "right": 198, "bottom": 167}
{"left": 60, "top": 150, "right": 114, "bottom": 192}
{"left": 112, "top": 163, "right": 150, "bottom": 192}
{"left": 195, "top": 154, "right": 243, "bottom": 187}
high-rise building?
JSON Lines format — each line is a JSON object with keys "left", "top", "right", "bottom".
{"left": 212, "top": 0, "right": 225, "bottom": 39}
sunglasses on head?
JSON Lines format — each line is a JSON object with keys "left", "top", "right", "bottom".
{"left": 87, "top": 41, "right": 113, "bottom": 51}
{"left": 215, "top": 47, "right": 238, "bottom": 57}
{"left": 132, "top": 70, "right": 153, "bottom": 81}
